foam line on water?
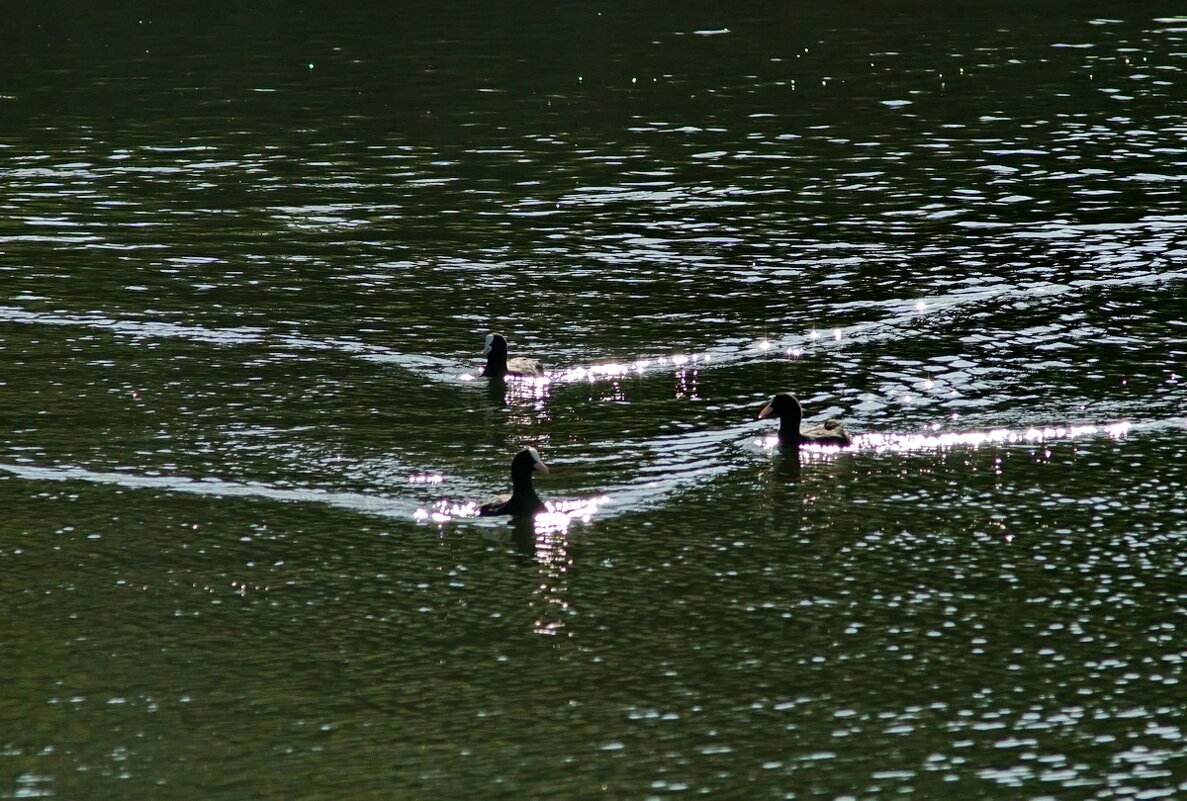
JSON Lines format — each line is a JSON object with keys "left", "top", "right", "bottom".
{"left": 0, "top": 304, "right": 464, "bottom": 380}
{"left": 0, "top": 461, "right": 423, "bottom": 519}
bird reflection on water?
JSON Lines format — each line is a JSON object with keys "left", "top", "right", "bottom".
{"left": 674, "top": 363, "right": 700, "bottom": 401}
{"left": 509, "top": 511, "right": 579, "bottom": 637}
{"left": 482, "top": 374, "right": 553, "bottom": 427}
{"left": 413, "top": 495, "right": 608, "bottom": 638}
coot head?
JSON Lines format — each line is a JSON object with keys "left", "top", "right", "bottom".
{"left": 513, "top": 446, "right": 550, "bottom": 477}
{"left": 758, "top": 393, "right": 802, "bottom": 421}
{"left": 483, "top": 332, "right": 508, "bottom": 358}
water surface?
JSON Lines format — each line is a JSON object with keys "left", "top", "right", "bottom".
{"left": 3, "top": 2, "right": 1187, "bottom": 798}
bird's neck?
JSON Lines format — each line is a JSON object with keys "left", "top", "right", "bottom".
{"left": 482, "top": 352, "right": 508, "bottom": 376}
{"left": 778, "top": 413, "right": 803, "bottom": 442}
{"left": 511, "top": 470, "right": 537, "bottom": 496}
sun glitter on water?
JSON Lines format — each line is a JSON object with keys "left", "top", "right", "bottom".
{"left": 413, "top": 494, "right": 610, "bottom": 527}
{"left": 756, "top": 421, "right": 1131, "bottom": 454}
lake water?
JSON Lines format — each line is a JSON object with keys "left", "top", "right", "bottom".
{"left": 3, "top": 2, "right": 1187, "bottom": 798}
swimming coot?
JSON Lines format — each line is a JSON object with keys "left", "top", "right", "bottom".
{"left": 481, "top": 333, "right": 545, "bottom": 378}
{"left": 478, "top": 447, "right": 550, "bottom": 517}
{"left": 758, "top": 393, "right": 852, "bottom": 447}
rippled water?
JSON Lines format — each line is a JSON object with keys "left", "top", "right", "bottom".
{"left": 3, "top": 3, "right": 1187, "bottom": 798}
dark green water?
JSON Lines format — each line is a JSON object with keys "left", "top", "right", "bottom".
{"left": 3, "top": 2, "right": 1187, "bottom": 798}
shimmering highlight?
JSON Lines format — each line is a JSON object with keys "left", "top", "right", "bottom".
{"left": 407, "top": 473, "right": 444, "bottom": 485}
{"left": 553, "top": 353, "right": 711, "bottom": 384}
{"left": 413, "top": 494, "right": 610, "bottom": 526}
{"left": 756, "top": 421, "right": 1131, "bottom": 455}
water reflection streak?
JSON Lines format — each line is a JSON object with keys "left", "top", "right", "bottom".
{"left": 755, "top": 420, "right": 1131, "bottom": 456}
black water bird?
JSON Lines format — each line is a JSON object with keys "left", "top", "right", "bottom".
{"left": 481, "top": 332, "right": 544, "bottom": 378}
{"left": 478, "top": 447, "right": 550, "bottom": 517}
{"left": 758, "top": 393, "right": 852, "bottom": 447}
